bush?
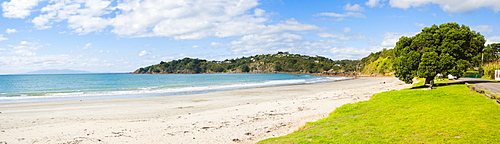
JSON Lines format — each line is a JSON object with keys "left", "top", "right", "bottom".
{"left": 482, "top": 61, "right": 500, "bottom": 78}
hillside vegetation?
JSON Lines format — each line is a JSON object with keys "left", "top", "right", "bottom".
{"left": 482, "top": 61, "right": 500, "bottom": 79}
{"left": 360, "top": 48, "right": 394, "bottom": 76}
{"left": 134, "top": 52, "right": 361, "bottom": 74}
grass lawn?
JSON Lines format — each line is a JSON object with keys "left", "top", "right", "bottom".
{"left": 258, "top": 85, "right": 500, "bottom": 143}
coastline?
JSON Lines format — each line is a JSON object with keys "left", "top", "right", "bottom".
{"left": 0, "top": 77, "right": 411, "bottom": 144}
{"left": 0, "top": 73, "right": 352, "bottom": 103}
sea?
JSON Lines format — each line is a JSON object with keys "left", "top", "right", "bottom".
{"left": 0, "top": 73, "right": 352, "bottom": 103}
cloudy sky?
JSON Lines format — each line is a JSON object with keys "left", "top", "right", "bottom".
{"left": 0, "top": 0, "right": 499, "bottom": 74}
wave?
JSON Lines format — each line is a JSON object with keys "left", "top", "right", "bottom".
{"left": 0, "top": 76, "right": 353, "bottom": 103}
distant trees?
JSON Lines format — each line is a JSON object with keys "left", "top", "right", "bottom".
{"left": 482, "top": 43, "right": 500, "bottom": 65}
{"left": 393, "top": 23, "right": 486, "bottom": 87}
{"left": 134, "top": 52, "right": 361, "bottom": 74}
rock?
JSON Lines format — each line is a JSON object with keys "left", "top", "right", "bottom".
{"left": 475, "top": 88, "right": 484, "bottom": 94}
{"left": 232, "top": 138, "right": 241, "bottom": 142}
{"left": 297, "top": 107, "right": 304, "bottom": 111}
{"left": 485, "top": 93, "right": 493, "bottom": 99}
{"left": 111, "top": 131, "right": 124, "bottom": 135}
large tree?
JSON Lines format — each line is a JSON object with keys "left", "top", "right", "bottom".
{"left": 393, "top": 23, "right": 486, "bottom": 87}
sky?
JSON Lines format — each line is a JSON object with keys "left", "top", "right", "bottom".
{"left": 0, "top": 0, "right": 499, "bottom": 74}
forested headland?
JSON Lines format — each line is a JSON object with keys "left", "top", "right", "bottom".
{"left": 134, "top": 52, "right": 361, "bottom": 75}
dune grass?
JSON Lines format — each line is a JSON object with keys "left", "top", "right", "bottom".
{"left": 258, "top": 85, "right": 500, "bottom": 143}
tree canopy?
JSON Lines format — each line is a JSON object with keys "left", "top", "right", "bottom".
{"left": 482, "top": 43, "right": 500, "bottom": 64}
{"left": 393, "top": 23, "right": 486, "bottom": 86}
{"left": 134, "top": 52, "right": 361, "bottom": 74}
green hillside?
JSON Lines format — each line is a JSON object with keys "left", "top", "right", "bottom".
{"left": 134, "top": 52, "right": 361, "bottom": 74}
{"left": 360, "top": 48, "right": 395, "bottom": 76}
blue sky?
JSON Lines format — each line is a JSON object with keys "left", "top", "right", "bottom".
{"left": 0, "top": 0, "right": 499, "bottom": 74}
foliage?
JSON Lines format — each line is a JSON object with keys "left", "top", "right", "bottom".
{"left": 360, "top": 48, "right": 394, "bottom": 75}
{"left": 393, "top": 23, "right": 486, "bottom": 86}
{"left": 482, "top": 61, "right": 500, "bottom": 79}
{"left": 464, "top": 70, "right": 479, "bottom": 75}
{"left": 259, "top": 85, "right": 500, "bottom": 143}
{"left": 481, "top": 43, "right": 500, "bottom": 65}
{"left": 134, "top": 52, "right": 361, "bottom": 74}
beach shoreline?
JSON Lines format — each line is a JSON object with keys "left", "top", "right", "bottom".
{"left": 0, "top": 77, "right": 411, "bottom": 144}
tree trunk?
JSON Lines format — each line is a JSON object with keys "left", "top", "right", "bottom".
{"left": 425, "top": 76, "right": 434, "bottom": 89}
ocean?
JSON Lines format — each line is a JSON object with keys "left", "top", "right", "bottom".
{"left": 0, "top": 73, "right": 352, "bottom": 103}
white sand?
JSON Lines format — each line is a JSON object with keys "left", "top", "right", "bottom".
{"left": 0, "top": 77, "right": 411, "bottom": 144}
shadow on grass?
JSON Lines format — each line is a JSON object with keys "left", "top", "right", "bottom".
{"left": 411, "top": 79, "right": 499, "bottom": 89}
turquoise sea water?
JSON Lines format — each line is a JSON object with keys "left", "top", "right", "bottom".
{"left": 0, "top": 73, "right": 352, "bottom": 103}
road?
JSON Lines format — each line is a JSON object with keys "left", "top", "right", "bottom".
{"left": 456, "top": 78, "right": 500, "bottom": 96}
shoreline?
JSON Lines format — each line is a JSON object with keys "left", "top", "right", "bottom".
{"left": 1, "top": 74, "right": 353, "bottom": 104}
{"left": 0, "top": 77, "right": 411, "bottom": 144}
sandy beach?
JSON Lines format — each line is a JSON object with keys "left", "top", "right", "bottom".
{"left": 0, "top": 77, "right": 411, "bottom": 144}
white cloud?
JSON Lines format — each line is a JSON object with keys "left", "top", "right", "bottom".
{"left": 3, "top": 0, "right": 322, "bottom": 40}
{"left": 315, "top": 12, "right": 366, "bottom": 18}
{"left": 343, "top": 27, "right": 352, "bottom": 33}
{"left": 228, "top": 33, "right": 304, "bottom": 54}
{"left": 111, "top": 0, "right": 263, "bottom": 39}
{"left": 254, "top": 8, "right": 265, "bottom": 17}
{"left": 389, "top": 0, "right": 500, "bottom": 13}
{"left": 329, "top": 47, "right": 381, "bottom": 60}
{"left": 82, "top": 43, "right": 92, "bottom": 50}
{"left": 1, "top": 0, "right": 43, "bottom": 18}
{"left": 366, "top": 0, "right": 384, "bottom": 7}
{"left": 0, "top": 34, "right": 7, "bottom": 41}
{"left": 262, "top": 19, "right": 319, "bottom": 34}
{"left": 0, "top": 55, "right": 71, "bottom": 73}
{"left": 12, "top": 0, "right": 318, "bottom": 40}
{"left": 317, "top": 32, "right": 364, "bottom": 40}
{"left": 380, "top": 32, "right": 418, "bottom": 47}
{"left": 5, "top": 41, "right": 41, "bottom": 56}
{"left": 414, "top": 23, "right": 425, "bottom": 27}
{"left": 344, "top": 3, "right": 364, "bottom": 11}
{"left": 6, "top": 28, "right": 18, "bottom": 34}
{"left": 222, "top": 32, "right": 371, "bottom": 60}
{"left": 138, "top": 50, "right": 150, "bottom": 57}
{"left": 12, "top": 49, "right": 36, "bottom": 56}
{"left": 210, "top": 42, "right": 222, "bottom": 47}
{"left": 471, "top": 25, "right": 493, "bottom": 34}
{"left": 0, "top": 54, "right": 120, "bottom": 74}
{"left": 486, "top": 36, "right": 500, "bottom": 45}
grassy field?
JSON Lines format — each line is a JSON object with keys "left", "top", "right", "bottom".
{"left": 258, "top": 84, "right": 500, "bottom": 143}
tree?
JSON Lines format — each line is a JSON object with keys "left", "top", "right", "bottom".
{"left": 482, "top": 43, "right": 500, "bottom": 64}
{"left": 393, "top": 23, "right": 486, "bottom": 87}
{"left": 241, "top": 65, "right": 250, "bottom": 72}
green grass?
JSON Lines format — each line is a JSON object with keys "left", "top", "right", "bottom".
{"left": 411, "top": 78, "right": 454, "bottom": 88}
{"left": 258, "top": 85, "right": 500, "bottom": 143}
